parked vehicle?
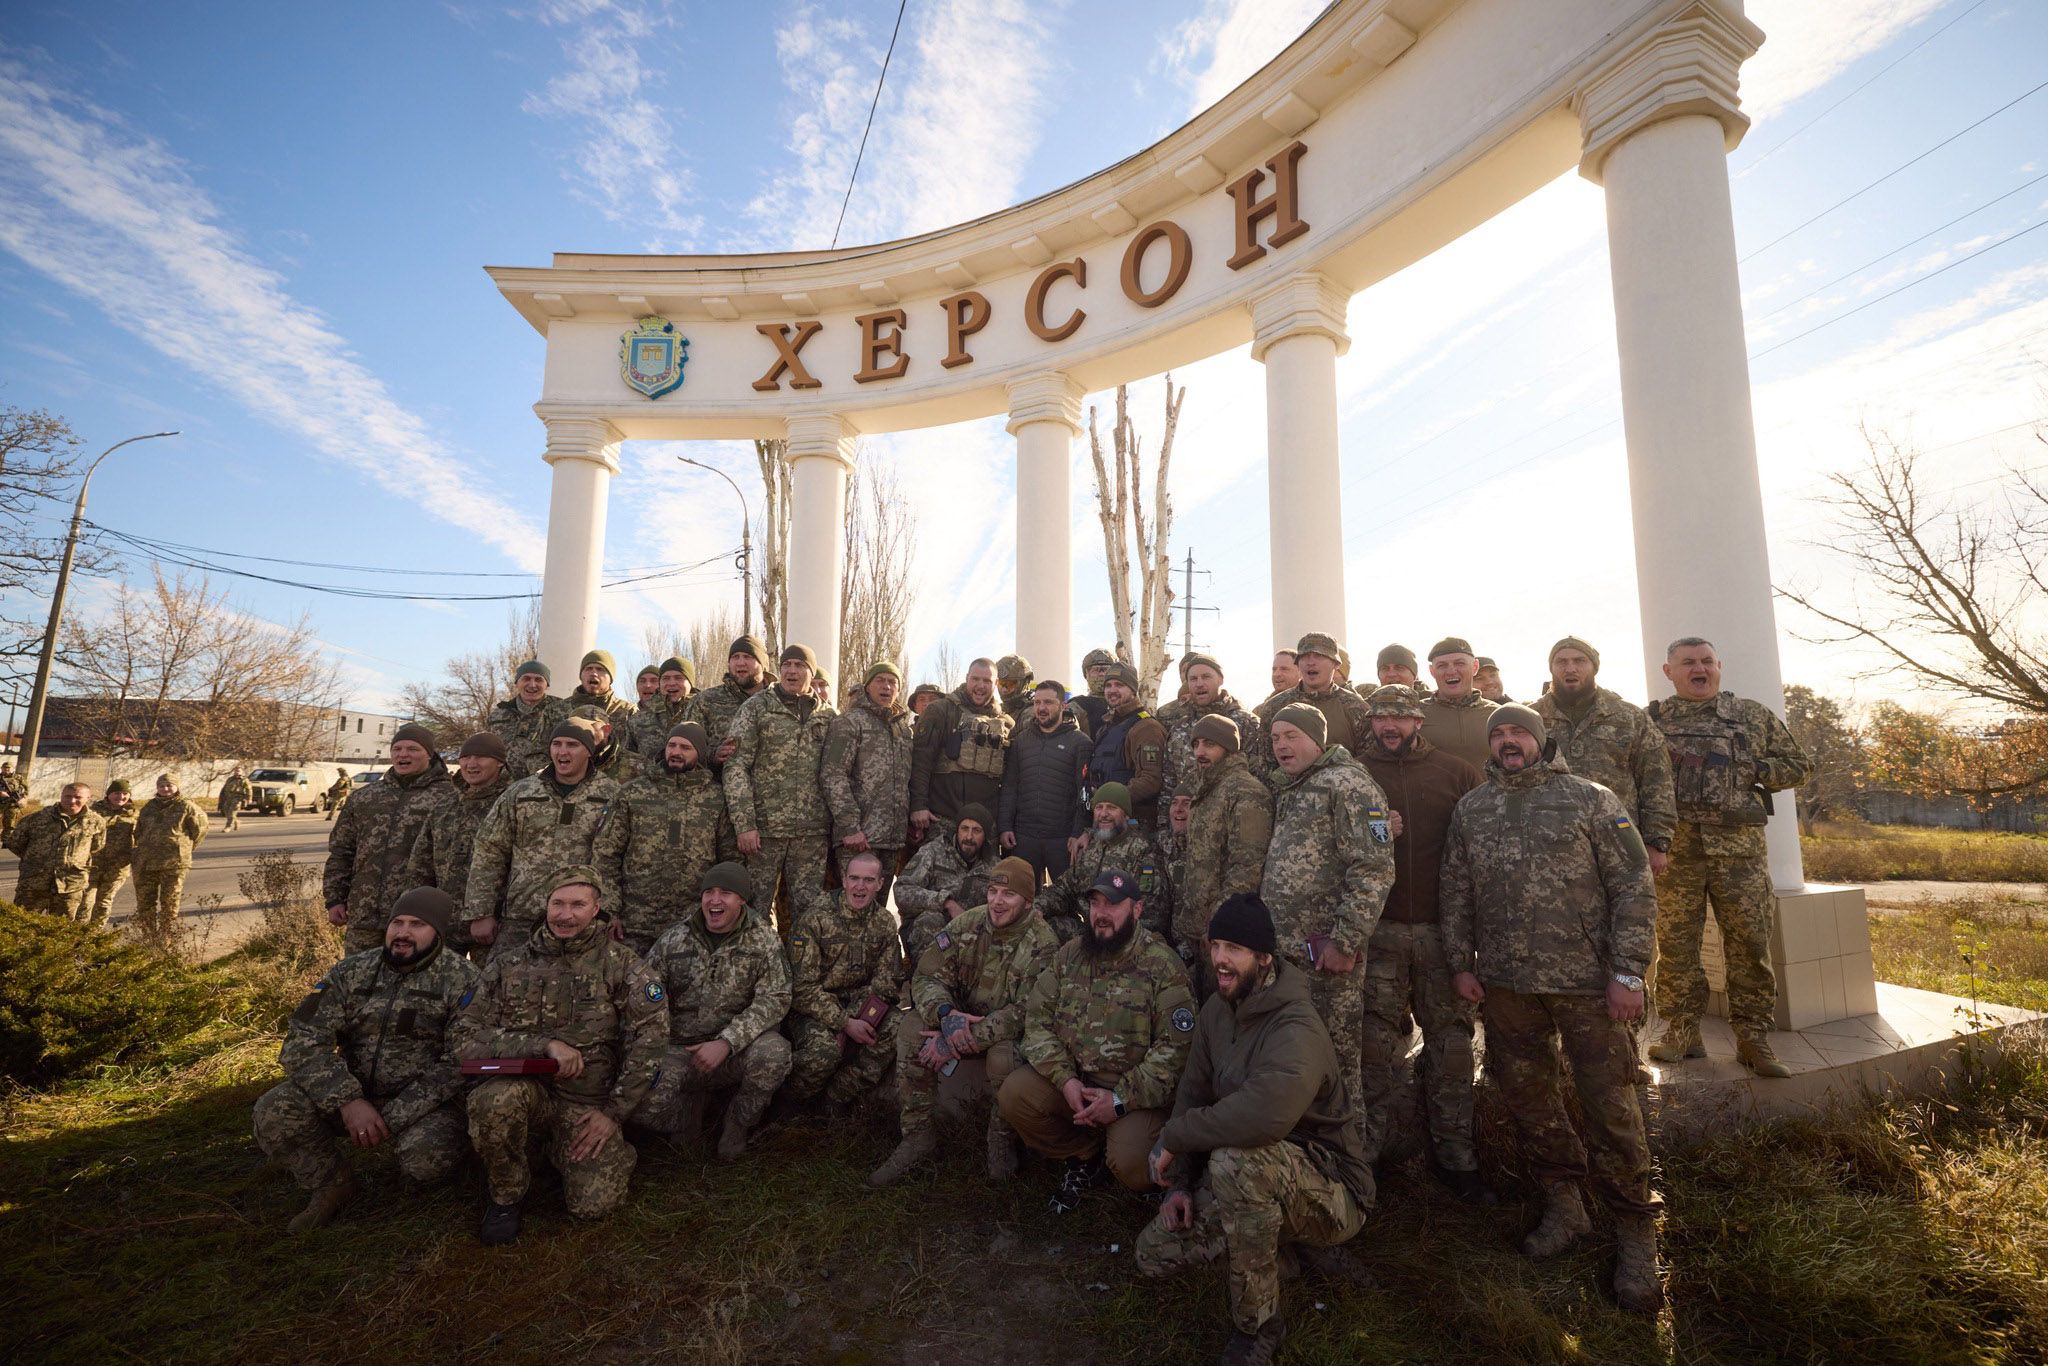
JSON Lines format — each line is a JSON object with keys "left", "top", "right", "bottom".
{"left": 247, "top": 768, "right": 325, "bottom": 816}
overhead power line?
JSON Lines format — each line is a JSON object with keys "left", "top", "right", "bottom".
{"left": 831, "top": 0, "right": 911, "bottom": 249}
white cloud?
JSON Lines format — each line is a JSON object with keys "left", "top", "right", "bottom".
{"left": 1158, "top": 0, "right": 1324, "bottom": 119}
{"left": 1741, "top": 0, "right": 1953, "bottom": 122}
{"left": 0, "top": 57, "right": 545, "bottom": 567}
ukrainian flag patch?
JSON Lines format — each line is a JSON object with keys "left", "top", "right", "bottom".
{"left": 1613, "top": 815, "right": 1634, "bottom": 831}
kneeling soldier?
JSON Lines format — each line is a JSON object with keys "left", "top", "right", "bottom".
{"left": 253, "top": 887, "right": 478, "bottom": 1232}
{"left": 634, "top": 862, "right": 792, "bottom": 1159}
{"left": 1137, "top": 894, "right": 1374, "bottom": 1365}
{"left": 455, "top": 866, "right": 666, "bottom": 1245}
{"left": 870, "top": 856, "right": 1059, "bottom": 1186}
{"left": 781, "top": 850, "right": 905, "bottom": 1108}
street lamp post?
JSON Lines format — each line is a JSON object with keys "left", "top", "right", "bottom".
{"left": 18, "top": 430, "right": 178, "bottom": 779}
{"left": 675, "top": 454, "right": 754, "bottom": 638}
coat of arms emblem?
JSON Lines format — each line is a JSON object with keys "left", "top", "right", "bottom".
{"left": 620, "top": 316, "right": 688, "bottom": 398}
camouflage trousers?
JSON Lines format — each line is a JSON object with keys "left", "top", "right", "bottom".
{"left": 1359, "top": 920, "right": 1476, "bottom": 1171}
{"left": 12, "top": 876, "right": 86, "bottom": 919}
{"left": 747, "top": 832, "right": 829, "bottom": 935}
{"left": 342, "top": 922, "right": 386, "bottom": 957}
{"left": 995, "top": 1062, "right": 1164, "bottom": 1191}
{"left": 786, "top": 1007, "right": 900, "bottom": 1105}
{"left": 903, "top": 907, "right": 961, "bottom": 964}
{"left": 1482, "top": 987, "right": 1656, "bottom": 1217}
{"left": 633, "top": 1035, "right": 792, "bottom": 1136}
{"left": 131, "top": 866, "right": 188, "bottom": 940}
{"left": 223, "top": 803, "right": 242, "bottom": 832}
{"left": 87, "top": 868, "right": 129, "bottom": 926}
{"left": 1285, "top": 950, "right": 1364, "bottom": 1109}
{"left": 1136, "top": 1141, "right": 1366, "bottom": 1333}
{"left": 467, "top": 1079, "right": 637, "bottom": 1217}
{"left": 894, "top": 1031, "right": 1019, "bottom": 1136}
{"left": 252, "top": 1081, "right": 467, "bottom": 1190}
{"left": 1656, "top": 822, "right": 1777, "bottom": 1036}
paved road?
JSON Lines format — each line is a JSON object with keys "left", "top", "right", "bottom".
{"left": 1856, "top": 880, "right": 2048, "bottom": 909}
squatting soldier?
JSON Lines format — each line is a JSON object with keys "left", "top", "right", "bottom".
{"left": 1253, "top": 633, "right": 1370, "bottom": 787}
{"left": 1036, "top": 783, "right": 1174, "bottom": 946}
{"left": 464, "top": 717, "right": 627, "bottom": 954}
{"left": 253, "top": 887, "right": 478, "bottom": 1232}
{"left": 456, "top": 866, "right": 666, "bottom": 1244}
{"left": 1419, "top": 638, "right": 1500, "bottom": 772}
{"left": 1000, "top": 869, "right": 1196, "bottom": 1213}
{"left": 324, "top": 723, "right": 456, "bottom": 956}
{"left": 1259, "top": 703, "right": 1395, "bottom": 1104}
{"left": 487, "top": 659, "right": 570, "bottom": 777}
{"left": 1647, "top": 637, "right": 1814, "bottom": 1077}
{"left": 627, "top": 656, "right": 696, "bottom": 761}
{"left": 5, "top": 781, "right": 104, "bottom": 918}
{"left": 219, "top": 767, "right": 251, "bottom": 832}
{"left": 1082, "top": 662, "right": 1167, "bottom": 829}
{"left": 999, "top": 678, "right": 1089, "bottom": 884}
{"left": 404, "top": 732, "right": 515, "bottom": 958}
{"left": 131, "top": 773, "right": 208, "bottom": 938}
{"left": 1137, "top": 894, "right": 1374, "bottom": 1363}
{"left": 910, "top": 657, "right": 1012, "bottom": 837}
{"left": 569, "top": 702, "right": 644, "bottom": 785}
{"left": 0, "top": 760, "right": 26, "bottom": 840}
{"left": 567, "top": 647, "right": 637, "bottom": 723}
{"left": 1355, "top": 685, "right": 1489, "bottom": 1201}
{"left": 1531, "top": 636, "right": 1677, "bottom": 870}
{"left": 683, "top": 635, "right": 770, "bottom": 772}
{"left": 1440, "top": 705, "right": 1663, "bottom": 1313}
{"left": 614, "top": 721, "right": 736, "bottom": 956}
{"left": 870, "top": 856, "right": 1058, "bottom": 1186}
{"left": 1165, "top": 717, "right": 1273, "bottom": 995}
{"left": 895, "top": 803, "right": 997, "bottom": 959}
{"left": 86, "top": 779, "right": 139, "bottom": 926}
{"left": 781, "top": 851, "right": 904, "bottom": 1108}
{"left": 725, "top": 643, "right": 836, "bottom": 933}
{"left": 823, "top": 660, "right": 914, "bottom": 904}
{"left": 1155, "top": 652, "right": 1259, "bottom": 841}
{"left": 323, "top": 768, "right": 352, "bottom": 823}
{"left": 633, "top": 862, "right": 792, "bottom": 1159}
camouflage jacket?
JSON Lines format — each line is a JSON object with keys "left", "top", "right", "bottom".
{"left": 1532, "top": 686, "right": 1678, "bottom": 848}
{"left": 822, "top": 695, "right": 914, "bottom": 850}
{"left": 893, "top": 835, "right": 997, "bottom": 919}
{"left": 0, "top": 771, "right": 26, "bottom": 807}
{"left": 591, "top": 736, "right": 645, "bottom": 786}
{"left": 403, "top": 771, "right": 513, "bottom": 912}
{"left": 683, "top": 675, "right": 766, "bottom": 768}
{"left": 462, "top": 770, "right": 627, "bottom": 941}
{"left": 132, "top": 794, "right": 208, "bottom": 871}
{"left": 5, "top": 805, "right": 105, "bottom": 892}
{"left": 1165, "top": 752, "right": 1273, "bottom": 948}
{"left": 644, "top": 905, "right": 791, "bottom": 1052}
{"left": 1156, "top": 690, "right": 1260, "bottom": 831}
{"left": 909, "top": 904, "right": 1059, "bottom": 1051}
{"left": 567, "top": 684, "right": 637, "bottom": 725}
{"left": 453, "top": 914, "right": 667, "bottom": 1121}
{"left": 614, "top": 763, "right": 735, "bottom": 949}
{"left": 626, "top": 694, "right": 692, "bottom": 761}
{"left": 1035, "top": 823, "right": 1175, "bottom": 944}
{"left": 280, "top": 943, "right": 479, "bottom": 1130}
{"left": 1650, "top": 692, "right": 1814, "bottom": 853}
{"left": 1440, "top": 756, "right": 1657, "bottom": 995}
{"left": 723, "top": 686, "right": 835, "bottom": 837}
{"left": 89, "top": 799, "right": 138, "bottom": 877}
{"left": 219, "top": 775, "right": 252, "bottom": 806}
{"left": 487, "top": 694, "right": 571, "bottom": 778}
{"left": 1019, "top": 926, "right": 1196, "bottom": 1111}
{"left": 322, "top": 764, "right": 457, "bottom": 936}
{"left": 909, "top": 687, "right": 1012, "bottom": 815}
{"left": 1260, "top": 745, "right": 1395, "bottom": 963}
{"left": 1252, "top": 683, "right": 1372, "bottom": 787}
{"left": 787, "top": 891, "right": 904, "bottom": 1030}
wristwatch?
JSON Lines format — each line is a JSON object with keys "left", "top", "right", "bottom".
{"left": 1112, "top": 1093, "right": 1127, "bottom": 1119}
{"left": 1612, "top": 973, "right": 1645, "bottom": 992}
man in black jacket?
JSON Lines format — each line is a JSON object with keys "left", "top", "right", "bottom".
{"left": 999, "top": 679, "right": 1088, "bottom": 884}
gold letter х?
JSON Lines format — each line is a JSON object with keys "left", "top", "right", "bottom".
{"left": 753, "top": 321, "right": 825, "bottom": 391}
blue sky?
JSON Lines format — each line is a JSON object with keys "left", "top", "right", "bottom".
{"left": 2, "top": 0, "right": 2044, "bottom": 717}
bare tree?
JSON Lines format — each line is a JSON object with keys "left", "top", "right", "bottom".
{"left": 754, "top": 438, "right": 791, "bottom": 650}
{"left": 686, "top": 604, "right": 743, "bottom": 683}
{"left": 639, "top": 620, "right": 687, "bottom": 669}
{"left": 930, "top": 639, "right": 961, "bottom": 691}
{"left": 0, "top": 406, "right": 111, "bottom": 686}
{"left": 1087, "top": 378, "right": 1183, "bottom": 704}
{"left": 395, "top": 602, "right": 541, "bottom": 746}
{"left": 839, "top": 456, "right": 916, "bottom": 681}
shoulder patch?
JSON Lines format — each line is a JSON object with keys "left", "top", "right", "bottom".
{"left": 1366, "top": 806, "right": 1392, "bottom": 844}
{"left": 645, "top": 980, "right": 665, "bottom": 1003}
{"left": 459, "top": 986, "right": 475, "bottom": 1009}
{"left": 1171, "top": 1005, "right": 1195, "bottom": 1033}
{"left": 1613, "top": 815, "right": 1634, "bottom": 830}
{"left": 789, "top": 934, "right": 808, "bottom": 948}
{"left": 291, "top": 987, "right": 325, "bottom": 1023}
{"left": 935, "top": 931, "right": 951, "bottom": 950}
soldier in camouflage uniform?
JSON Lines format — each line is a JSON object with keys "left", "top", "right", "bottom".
{"left": 131, "top": 773, "right": 208, "bottom": 939}
{"left": 781, "top": 851, "right": 904, "bottom": 1107}
{"left": 870, "top": 857, "right": 1059, "bottom": 1185}
{"left": 566, "top": 647, "right": 636, "bottom": 724}
{"left": 633, "top": 862, "right": 792, "bottom": 1159}
{"left": 568, "top": 703, "right": 644, "bottom": 785}
{"left": 464, "top": 718, "right": 627, "bottom": 956}
{"left": 910, "top": 659, "right": 1013, "bottom": 835}
{"left": 1001, "top": 868, "right": 1197, "bottom": 1212}
{"left": 253, "top": 887, "right": 478, "bottom": 1232}
{"left": 896, "top": 803, "right": 997, "bottom": 959}
{"left": 456, "top": 866, "right": 667, "bottom": 1243}
{"left": 634, "top": 663, "right": 660, "bottom": 708}
{"left": 403, "top": 732, "right": 514, "bottom": 958}
{"left": 218, "top": 767, "right": 251, "bottom": 831}
{"left": 5, "top": 782, "right": 105, "bottom": 918}
{"left": 683, "top": 635, "right": 769, "bottom": 772}
{"left": 488, "top": 659, "right": 570, "bottom": 778}
{"left": 994, "top": 653, "right": 1036, "bottom": 727}
{"left": 323, "top": 768, "right": 352, "bottom": 822}
{"left": 613, "top": 722, "right": 735, "bottom": 955}
{"left": 1035, "top": 783, "right": 1174, "bottom": 946}
{"left": 1165, "top": 718, "right": 1272, "bottom": 994}
{"left": 823, "top": 660, "right": 913, "bottom": 905}
{"left": 0, "top": 760, "right": 26, "bottom": 842}
{"left": 1531, "top": 637, "right": 1677, "bottom": 865}
{"left": 1252, "top": 633, "right": 1371, "bottom": 788}
{"left": 627, "top": 656, "right": 696, "bottom": 761}
{"left": 1647, "top": 638, "right": 1815, "bottom": 1077}
{"left": 1440, "top": 704, "right": 1664, "bottom": 1313}
{"left": 725, "top": 643, "right": 836, "bottom": 934}
{"left": 1156, "top": 653, "right": 1260, "bottom": 841}
{"left": 324, "top": 723, "right": 457, "bottom": 956}
{"left": 86, "top": 779, "right": 138, "bottom": 926}
{"left": 1258, "top": 703, "right": 1395, "bottom": 1106}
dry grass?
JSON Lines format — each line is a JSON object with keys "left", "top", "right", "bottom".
{"left": 1870, "top": 895, "right": 2048, "bottom": 1013}
{"left": 1803, "top": 821, "right": 2048, "bottom": 884}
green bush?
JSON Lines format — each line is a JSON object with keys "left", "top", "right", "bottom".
{"left": 0, "top": 903, "right": 215, "bottom": 1087}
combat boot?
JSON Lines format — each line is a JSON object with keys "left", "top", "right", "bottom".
{"left": 868, "top": 1127, "right": 936, "bottom": 1186}
{"left": 1612, "top": 1212, "right": 1664, "bottom": 1313}
{"left": 1520, "top": 1181, "right": 1591, "bottom": 1257}
{"left": 1736, "top": 1034, "right": 1793, "bottom": 1078}
{"left": 1048, "top": 1154, "right": 1106, "bottom": 1215}
{"left": 478, "top": 1199, "right": 522, "bottom": 1247}
{"left": 1432, "top": 1162, "right": 1501, "bottom": 1206}
{"left": 986, "top": 1121, "right": 1019, "bottom": 1181}
{"left": 286, "top": 1170, "right": 355, "bottom": 1233}
{"left": 1219, "top": 1314, "right": 1285, "bottom": 1365}
{"left": 717, "top": 1107, "right": 762, "bottom": 1161}
{"left": 1647, "top": 1019, "right": 1704, "bottom": 1062}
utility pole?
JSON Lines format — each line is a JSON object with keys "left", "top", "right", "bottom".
{"left": 677, "top": 454, "right": 753, "bottom": 637}
{"left": 1178, "top": 548, "right": 1218, "bottom": 662}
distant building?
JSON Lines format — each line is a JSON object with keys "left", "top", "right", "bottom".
{"left": 36, "top": 696, "right": 412, "bottom": 763}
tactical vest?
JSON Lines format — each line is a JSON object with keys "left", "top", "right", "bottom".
{"left": 937, "top": 706, "right": 1010, "bottom": 781}
{"left": 1083, "top": 708, "right": 1146, "bottom": 801}
{"left": 1650, "top": 694, "right": 1766, "bottom": 827}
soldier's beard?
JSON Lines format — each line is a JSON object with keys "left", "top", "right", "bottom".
{"left": 1082, "top": 914, "right": 1137, "bottom": 959}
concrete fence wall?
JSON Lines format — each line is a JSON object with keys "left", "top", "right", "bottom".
{"left": 1857, "top": 790, "right": 2048, "bottom": 834}
{"left": 20, "top": 757, "right": 383, "bottom": 806}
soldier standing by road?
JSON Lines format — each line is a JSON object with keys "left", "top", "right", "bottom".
{"left": 823, "top": 661, "right": 913, "bottom": 905}
{"left": 994, "top": 654, "right": 1037, "bottom": 727}
{"left": 324, "top": 723, "right": 456, "bottom": 957}
{"left": 724, "top": 643, "right": 836, "bottom": 934}
{"left": 634, "top": 664, "right": 660, "bottom": 709}
{"left": 684, "top": 636, "right": 770, "bottom": 772}
{"left": 86, "top": 779, "right": 138, "bottom": 926}
{"left": 219, "top": 766, "right": 251, "bottom": 832}
{"left": 488, "top": 660, "right": 569, "bottom": 778}
{"left": 0, "top": 760, "right": 29, "bottom": 841}
{"left": 568, "top": 703, "right": 643, "bottom": 785}
{"left": 323, "top": 768, "right": 352, "bottom": 823}
{"left": 131, "top": 773, "right": 208, "bottom": 938}
{"left": 1166, "top": 717, "right": 1273, "bottom": 996}
{"left": 5, "top": 781, "right": 104, "bottom": 918}
{"left": 404, "top": 732, "right": 515, "bottom": 958}
{"left": 910, "top": 658, "right": 1012, "bottom": 838}
{"left": 1265, "top": 649, "right": 1300, "bottom": 705}
{"left": 1440, "top": 705, "right": 1663, "bottom": 1313}
{"left": 613, "top": 722, "right": 735, "bottom": 957}
{"left": 1035, "top": 783, "right": 1174, "bottom": 946}
{"left": 780, "top": 851, "right": 904, "bottom": 1111}
{"left": 1374, "top": 644, "right": 1423, "bottom": 691}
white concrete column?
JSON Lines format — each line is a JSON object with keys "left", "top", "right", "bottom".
{"left": 1251, "top": 272, "right": 1350, "bottom": 652}
{"left": 784, "top": 413, "right": 857, "bottom": 686}
{"left": 1007, "top": 372, "right": 1083, "bottom": 683}
{"left": 536, "top": 416, "right": 623, "bottom": 688}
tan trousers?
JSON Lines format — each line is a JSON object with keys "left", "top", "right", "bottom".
{"left": 995, "top": 1062, "right": 1164, "bottom": 1191}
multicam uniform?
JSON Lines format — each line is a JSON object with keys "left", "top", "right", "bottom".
{"left": 723, "top": 686, "right": 836, "bottom": 933}
{"left": 219, "top": 773, "right": 251, "bottom": 831}
{"left": 463, "top": 771, "right": 628, "bottom": 953}
{"left": 1156, "top": 692, "right": 1260, "bottom": 838}
{"left": 487, "top": 694, "right": 571, "bottom": 778}
{"left": 784, "top": 890, "right": 905, "bottom": 1105}
{"left": 895, "top": 835, "right": 998, "bottom": 960}
{"left": 1164, "top": 751, "right": 1272, "bottom": 986}
{"left": 634, "top": 905, "right": 793, "bottom": 1142}
{"left": 403, "top": 772, "right": 513, "bottom": 957}
{"left": 4, "top": 803, "right": 105, "bottom": 919}
{"left": 253, "top": 943, "right": 480, "bottom": 1190}
{"left": 613, "top": 763, "right": 735, "bottom": 956}
{"left": 131, "top": 792, "right": 208, "bottom": 937}
{"left": 897, "top": 903, "right": 1059, "bottom": 1138}
{"left": 1034, "top": 823, "right": 1175, "bottom": 946}
{"left": 323, "top": 764, "right": 458, "bottom": 956}
{"left": 86, "top": 797, "right": 138, "bottom": 925}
